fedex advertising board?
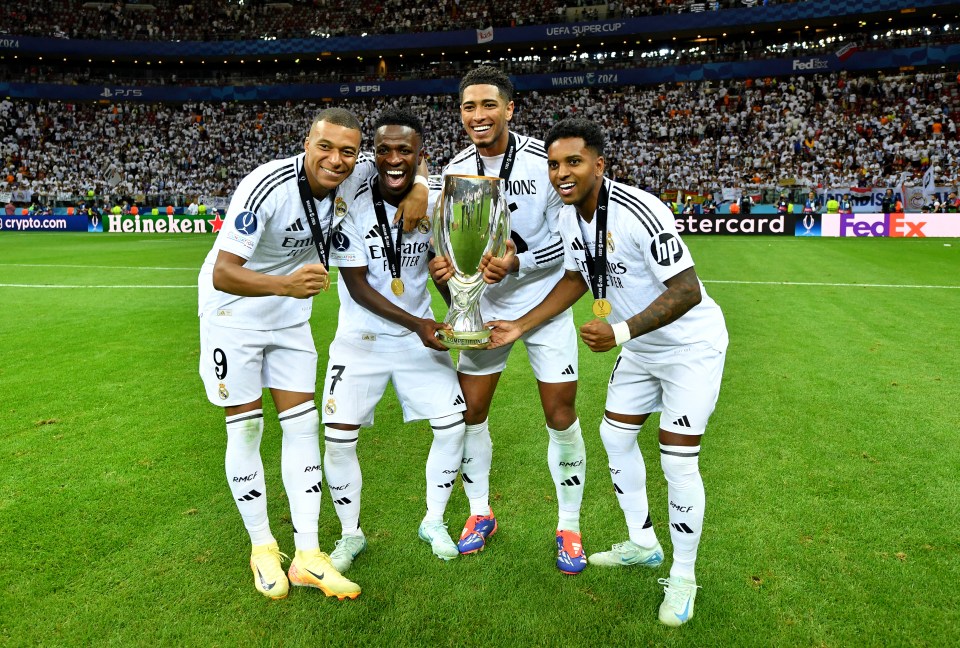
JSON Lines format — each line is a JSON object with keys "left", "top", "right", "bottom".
{"left": 822, "top": 213, "right": 960, "bottom": 238}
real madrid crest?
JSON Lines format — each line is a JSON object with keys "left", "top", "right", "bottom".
{"left": 417, "top": 218, "right": 430, "bottom": 234}
{"left": 606, "top": 231, "right": 615, "bottom": 253}
{"left": 334, "top": 197, "right": 348, "bottom": 218}
{"left": 218, "top": 383, "right": 229, "bottom": 400}
{"left": 324, "top": 398, "right": 337, "bottom": 415}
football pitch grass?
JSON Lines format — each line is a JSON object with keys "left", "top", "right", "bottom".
{"left": 0, "top": 233, "right": 957, "bottom": 646}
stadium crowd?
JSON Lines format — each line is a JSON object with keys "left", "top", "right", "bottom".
{"left": 3, "top": 25, "right": 954, "bottom": 88}
{"left": 1, "top": 0, "right": 797, "bottom": 41}
{"left": 1, "top": 70, "right": 957, "bottom": 204}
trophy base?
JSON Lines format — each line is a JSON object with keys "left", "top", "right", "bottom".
{"left": 437, "top": 329, "right": 490, "bottom": 350}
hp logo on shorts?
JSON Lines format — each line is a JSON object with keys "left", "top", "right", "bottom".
{"left": 234, "top": 211, "right": 258, "bottom": 236}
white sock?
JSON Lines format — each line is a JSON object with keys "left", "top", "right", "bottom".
{"left": 324, "top": 426, "right": 362, "bottom": 536}
{"left": 599, "top": 416, "right": 658, "bottom": 548}
{"left": 660, "top": 442, "right": 705, "bottom": 581}
{"left": 461, "top": 419, "right": 492, "bottom": 516}
{"left": 547, "top": 419, "right": 585, "bottom": 532}
{"left": 424, "top": 413, "right": 466, "bottom": 522}
{"left": 225, "top": 409, "right": 273, "bottom": 546}
{"left": 279, "top": 401, "right": 321, "bottom": 552}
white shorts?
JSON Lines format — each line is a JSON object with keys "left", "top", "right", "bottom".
{"left": 458, "top": 309, "right": 578, "bottom": 382}
{"left": 320, "top": 337, "right": 466, "bottom": 426}
{"left": 199, "top": 319, "right": 318, "bottom": 407}
{"left": 605, "top": 342, "right": 725, "bottom": 436}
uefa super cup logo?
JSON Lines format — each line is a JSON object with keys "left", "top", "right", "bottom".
{"left": 432, "top": 174, "right": 510, "bottom": 349}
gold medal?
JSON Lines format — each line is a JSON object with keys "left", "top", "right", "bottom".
{"left": 593, "top": 298, "right": 612, "bottom": 319}
{"left": 320, "top": 275, "right": 330, "bottom": 292}
{"left": 391, "top": 278, "right": 404, "bottom": 296}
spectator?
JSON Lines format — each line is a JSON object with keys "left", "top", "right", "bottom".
{"left": 701, "top": 192, "right": 717, "bottom": 215}
{"left": 839, "top": 193, "right": 854, "bottom": 214}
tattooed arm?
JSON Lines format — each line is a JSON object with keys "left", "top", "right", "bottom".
{"left": 578, "top": 267, "right": 703, "bottom": 353}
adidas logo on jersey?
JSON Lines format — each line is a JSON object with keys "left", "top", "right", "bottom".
{"left": 286, "top": 218, "right": 305, "bottom": 232}
{"left": 561, "top": 365, "right": 575, "bottom": 376}
{"left": 571, "top": 238, "right": 586, "bottom": 251}
{"left": 672, "top": 415, "right": 692, "bottom": 428}
{"left": 453, "top": 394, "right": 465, "bottom": 406}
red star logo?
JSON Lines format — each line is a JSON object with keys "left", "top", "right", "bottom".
{"left": 208, "top": 213, "right": 225, "bottom": 233}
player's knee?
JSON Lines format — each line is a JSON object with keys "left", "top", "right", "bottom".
{"left": 463, "top": 406, "right": 489, "bottom": 426}
{"left": 324, "top": 426, "right": 359, "bottom": 460}
{"left": 225, "top": 409, "right": 264, "bottom": 451}
{"left": 599, "top": 416, "right": 639, "bottom": 455}
{"left": 431, "top": 413, "right": 466, "bottom": 436}
{"left": 544, "top": 405, "right": 577, "bottom": 431}
{"left": 660, "top": 443, "right": 701, "bottom": 486}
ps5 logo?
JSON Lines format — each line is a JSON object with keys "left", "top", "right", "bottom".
{"left": 100, "top": 88, "right": 144, "bottom": 98}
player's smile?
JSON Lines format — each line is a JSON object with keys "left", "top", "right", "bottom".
{"left": 375, "top": 124, "right": 423, "bottom": 205}
{"left": 303, "top": 120, "right": 361, "bottom": 198}
{"left": 460, "top": 84, "right": 514, "bottom": 155}
{"left": 547, "top": 136, "right": 605, "bottom": 219}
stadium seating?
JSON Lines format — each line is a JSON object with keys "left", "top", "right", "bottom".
{"left": 1, "top": 69, "right": 956, "bottom": 206}
{"left": 0, "top": 0, "right": 803, "bottom": 41}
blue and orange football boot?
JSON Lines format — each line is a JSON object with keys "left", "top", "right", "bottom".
{"left": 457, "top": 508, "right": 498, "bottom": 554}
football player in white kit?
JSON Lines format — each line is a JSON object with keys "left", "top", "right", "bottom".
{"left": 487, "top": 119, "right": 728, "bottom": 626}
{"left": 198, "top": 108, "right": 427, "bottom": 601}
{"left": 319, "top": 107, "right": 467, "bottom": 571}
{"left": 429, "top": 66, "right": 588, "bottom": 574}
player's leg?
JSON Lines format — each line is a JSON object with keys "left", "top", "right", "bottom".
{"left": 266, "top": 327, "right": 362, "bottom": 600}
{"left": 526, "top": 311, "right": 587, "bottom": 574}
{"left": 200, "top": 321, "right": 286, "bottom": 599}
{"left": 393, "top": 347, "right": 467, "bottom": 560}
{"left": 655, "top": 344, "right": 725, "bottom": 626}
{"left": 589, "top": 349, "right": 663, "bottom": 570}
{"left": 456, "top": 343, "right": 511, "bottom": 553}
{"left": 318, "top": 339, "right": 386, "bottom": 575}
{"left": 323, "top": 423, "right": 365, "bottom": 573}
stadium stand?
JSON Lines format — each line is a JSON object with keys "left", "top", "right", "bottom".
{"left": 1, "top": 0, "right": 956, "bottom": 210}
{"left": 0, "top": 0, "right": 804, "bottom": 41}
{"left": 1, "top": 70, "right": 956, "bottom": 206}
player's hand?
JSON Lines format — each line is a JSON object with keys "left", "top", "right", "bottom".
{"left": 284, "top": 263, "right": 330, "bottom": 298}
{"left": 415, "top": 319, "right": 451, "bottom": 351}
{"left": 579, "top": 318, "right": 616, "bottom": 352}
{"left": 480, "top": 239, "right": 517, "bottom": 284}
{"left": 485, "top": 319, "right": 522, "bottom": 349}
{"left": 428, "top": 250, "right": 454, "bottom": 286}
{"left": 395, "top": 180, "right": 428, "bottom": 232}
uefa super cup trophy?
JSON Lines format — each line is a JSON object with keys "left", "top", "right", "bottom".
{"left": 433, "top": 174, "right": 511, "bottom": 349}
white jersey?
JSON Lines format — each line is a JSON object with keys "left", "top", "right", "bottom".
{"left": 443, "top": 131, "right": 564, "bottom": 320}
{"left": 198, "top": 152, "right": 373, "bottom": 330}
{"left": 560, "top": 178, "right": 728, "bottom": 356}
{"left": 329, "top": 176, "right": 441, "bottom": 349}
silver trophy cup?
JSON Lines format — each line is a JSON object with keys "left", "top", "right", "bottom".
{"left": 433, "top": 174, "right": 511, "bottom": 350}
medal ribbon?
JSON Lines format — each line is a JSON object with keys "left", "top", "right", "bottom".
{"left": 582, "top": 181, "right": 610, "bottom": 302}
{"left": 296, "top": 158, "right": 334, "bottom": 268}
{"left": 475, "top": 132, "right": 517, "bottom": 182}
{"left": 371, "top": 181, "right": 403, "bottom": 283}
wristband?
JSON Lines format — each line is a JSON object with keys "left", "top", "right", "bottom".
{"left": 612, "top": 321, "right": 631, "bottom": 346}
{"left": 413, "top": 175, "right": 429, "bottom": 189}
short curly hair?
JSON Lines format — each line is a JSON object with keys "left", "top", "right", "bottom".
{"left": 544, "top": 118, "right": 606, "bottom": 158}
{"left": 373, "top": 107, "right": 424, "bottom": 140}
{"left": 459, "top": 65, "right": 514, "bottom": 103}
